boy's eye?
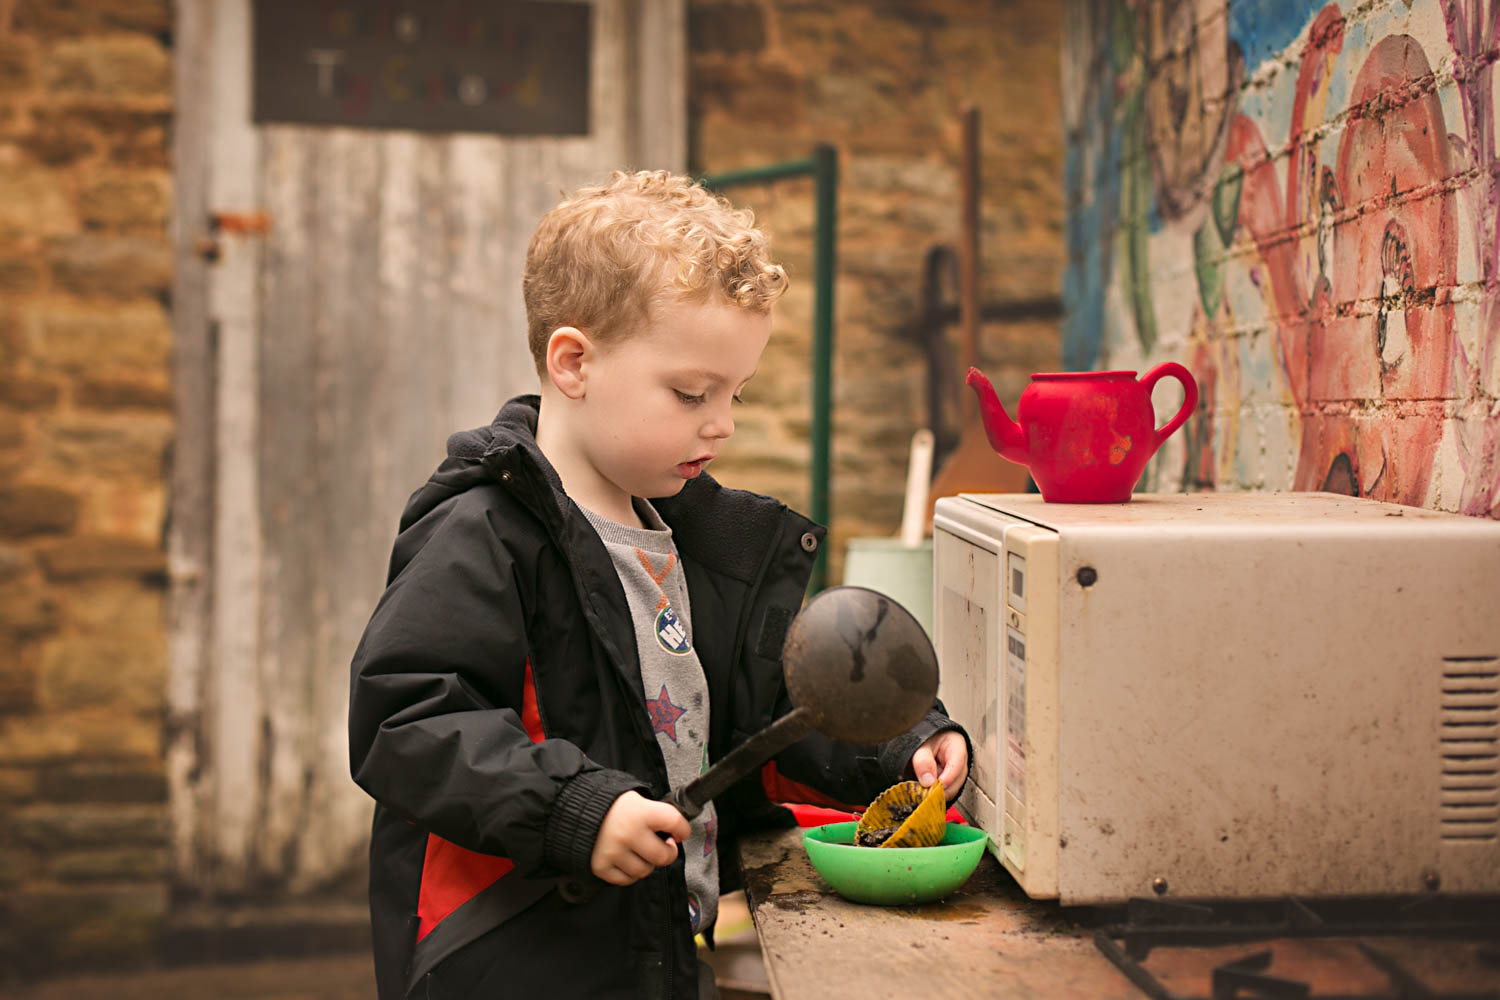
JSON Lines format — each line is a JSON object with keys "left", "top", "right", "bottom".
{"left": 675, "top": 390, "right": 705, "bottom": 405}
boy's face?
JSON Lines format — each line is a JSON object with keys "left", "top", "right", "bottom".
{"left": 576, "top": 294, "right": 772, "bottom": 504}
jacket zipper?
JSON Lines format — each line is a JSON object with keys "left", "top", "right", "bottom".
{"left": 500, "top": 452, "right": 672, "bottom": 791}
{"left": 664, "top": 933, "right": 674, "bottom": 1000}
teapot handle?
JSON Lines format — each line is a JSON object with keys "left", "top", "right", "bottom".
{"left": 1140, "top": 362, "right": 1199, "bottom": 451}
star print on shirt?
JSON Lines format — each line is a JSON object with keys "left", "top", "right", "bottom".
{"left": 646, "top": 684, "right": 687, "bottom": 743}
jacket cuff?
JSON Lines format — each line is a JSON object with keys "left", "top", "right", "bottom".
{"left": 543, "top": 768, "right": 650, "bottom": 875}
{"left": 878, "top": 708, "right": 973, "bottom": 797}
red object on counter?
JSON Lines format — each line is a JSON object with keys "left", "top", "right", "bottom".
{"left": 761, "top": 762, "right": 967, "bottom": 826}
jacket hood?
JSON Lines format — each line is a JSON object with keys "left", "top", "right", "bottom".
{"left": 398, "top": 395, "right": 560, "bottom": 530}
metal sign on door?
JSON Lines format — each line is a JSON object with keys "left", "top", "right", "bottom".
{"left": 252, "top": 1, "right": 591, "bottom": 135}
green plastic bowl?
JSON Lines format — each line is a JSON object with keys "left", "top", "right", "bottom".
{"left": 802, "top": 821, "right": 988, "bottom": 905}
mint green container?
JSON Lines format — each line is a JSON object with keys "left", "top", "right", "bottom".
{"left": 802, "top": 821, "right": 988, "bottom": 905}
{"left": 840, "top": 538, "right": 933, "bottom": 637}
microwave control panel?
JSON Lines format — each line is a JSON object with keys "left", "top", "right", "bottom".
{"left": 997, "top": 524, "right": 1059, "bottom": 888}
{"left": 1002, "top": 550, "right": 1028, "bottom": 871}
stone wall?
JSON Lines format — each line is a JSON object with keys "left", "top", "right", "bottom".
{"left": 688, "top": 0, "right": 1065, "bottom": 578}
{"left": 0, "top": 0, "right": 174, "bottom": 976}
{"left": 1063, "top": 0, "right": 1500, "bottom": 514}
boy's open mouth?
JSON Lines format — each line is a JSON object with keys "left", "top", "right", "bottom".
{"left": 677, "top": 456, "right": 713, "bottom": 478}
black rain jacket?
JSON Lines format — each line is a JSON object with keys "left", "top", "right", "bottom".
{"left": 348, "top": 396, "right": 964, "bottom": 999}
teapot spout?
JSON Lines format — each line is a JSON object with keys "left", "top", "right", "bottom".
{"left": 965, "top": 368, "right": 1028, "bottom": 466}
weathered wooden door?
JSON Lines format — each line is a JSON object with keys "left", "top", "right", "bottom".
{"left": 168, "top": 0, "right": 684, "bottom": 897}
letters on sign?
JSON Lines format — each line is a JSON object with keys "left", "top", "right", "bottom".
{"left": 253, "top": 1, "right": 591, "bottom": 136}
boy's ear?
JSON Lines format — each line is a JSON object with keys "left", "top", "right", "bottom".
{"left": 544, "top": 326, "right": 592, "bottom": 399}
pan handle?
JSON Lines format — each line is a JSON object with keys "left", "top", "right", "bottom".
{"left": 559, "top": 708, "right": 817, "bottom": 904}
{"left": 669, "top": 707, "right": 815, "bottom": 820}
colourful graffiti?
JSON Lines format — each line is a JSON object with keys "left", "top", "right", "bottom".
{"left": 1064, "top": 0, "right": 1500, "bottom": 516}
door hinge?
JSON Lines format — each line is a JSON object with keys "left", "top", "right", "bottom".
{"left": 196, "top": 211, "right": 273, "bottom": 262}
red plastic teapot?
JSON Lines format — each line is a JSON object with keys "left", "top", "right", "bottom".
{"left": 965, "top": 364, "right": 1199, "bottom": 503}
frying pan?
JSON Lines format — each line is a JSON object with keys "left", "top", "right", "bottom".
{"left": 668, "top": 585, "right": 939, "bottom": 819}
{"left": 560, "top": 586, "right": 939, "bottom": 901}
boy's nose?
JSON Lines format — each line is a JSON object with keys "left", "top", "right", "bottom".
{"left": 704, "top": 403, "right": 734, "bottom": 439}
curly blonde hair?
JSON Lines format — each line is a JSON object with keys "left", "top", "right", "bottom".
{"left": 523, "top": 170, "right": 789, "bottom": 372}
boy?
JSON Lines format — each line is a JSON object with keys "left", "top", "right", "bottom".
{"left": 348, "top": 170, "right": 969, "bottom": 999}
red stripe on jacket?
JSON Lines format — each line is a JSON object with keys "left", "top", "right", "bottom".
{"left": 759, "top": 759, "right": 862, "bottom": 812}
{"left": 519, "top": 659, "right": 545, "bottom": 743}
{"left": 415, "top": 660, "right": 545, "bottom": 941}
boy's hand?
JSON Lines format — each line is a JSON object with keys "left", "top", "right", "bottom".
{"left": 910, "top": 730, "right": 968, "bottom": 803}
{"left": 590, "top": 791, "right": 692, "bottom": 886}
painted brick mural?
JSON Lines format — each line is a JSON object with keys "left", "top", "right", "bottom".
{"left": 1064, "top": 0, "right": 1500, "bottom": 515}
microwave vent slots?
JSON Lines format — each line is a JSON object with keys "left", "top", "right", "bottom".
{"left": 1440, "top": 657, "right": 1499, "bottom": 843}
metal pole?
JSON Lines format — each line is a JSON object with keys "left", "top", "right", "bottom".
{"left": 809, "top": 144, "right": 837, "bottom": 592}
{"left": 698, "top": 146, "right": 839, "bottom": 592}
{"left": 698, "top": 157, "right": 819, "bottom": 189}
{"left": 959, "top": 105, "right": 981, "bottom": 425}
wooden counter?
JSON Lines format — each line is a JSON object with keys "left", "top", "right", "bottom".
{"left": 736, "top": 827, "right": 1500, "bottom": 1000}
{"left": 736, "top": 826, "right": 1135, "bottom": 999}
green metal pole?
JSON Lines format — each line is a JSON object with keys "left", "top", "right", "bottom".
{"left": 698, "top": 146, "right": 838, "bottom": 592}
{"left": 697, "top": 157, "right": 818, "bottom": 189}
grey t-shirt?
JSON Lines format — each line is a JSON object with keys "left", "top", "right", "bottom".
{"left": 580, "top": 499, "right": 719, "bottom": 936}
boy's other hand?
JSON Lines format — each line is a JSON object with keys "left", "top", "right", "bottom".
{"left": 909, "top": 730, "right": 968, "bottom": 803}
{"left": 591, "top": 791, "right": 692, "bottom": 886}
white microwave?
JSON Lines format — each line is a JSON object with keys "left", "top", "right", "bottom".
{"left": 932, "top": 492, "right": 1500, "bottom": 904}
